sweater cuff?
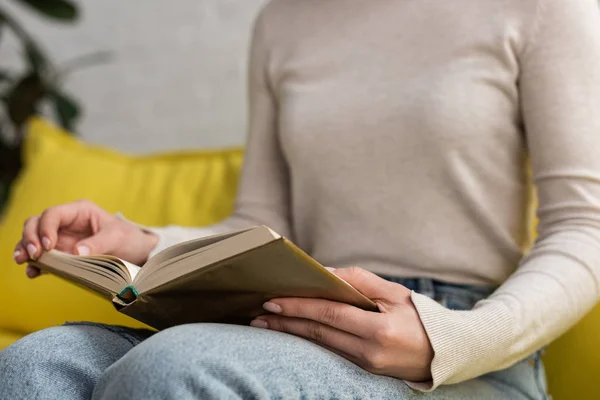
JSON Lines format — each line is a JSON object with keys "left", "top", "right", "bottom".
{"left": 405, "top": 292, "right": 515, "bottom": 391}
{"left": 144, "top": 226, "right": 185, "bottom": 259}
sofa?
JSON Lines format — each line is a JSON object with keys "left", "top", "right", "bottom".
{"left": 1, "top": 118, "right": 599, "bottom": 399}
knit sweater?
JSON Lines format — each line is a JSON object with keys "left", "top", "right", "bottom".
{"left": 149, "top": 0, "right": 600, "bottom": 391}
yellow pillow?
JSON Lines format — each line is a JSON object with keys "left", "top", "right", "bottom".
{"left": 0, "top": 330, "right": 23, "bottom": 350}
{"left": 544, "top": 307, "right": 600, "bottom": 399}
{"left": 0, "top": 118, "right": 243, "bottom": 341}
{"left": 530, "top": 207, "right": 600, "bottom": 399}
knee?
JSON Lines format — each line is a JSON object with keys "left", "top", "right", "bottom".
{"left": 93, "top": 324, "right": 274, "bottom": 399}
{"left": 0, "top": 324, "right": 134, "bottom": 399}
{"left": 1, "top": 324, "right": 137, "bottom": 383}
{"left": 0, "top": 325, "right": 83, "bottom": 374}
{"left": 100, "top": 324, "right": 202, "bottom": 376}
{"left": 94, "top": 325, "right": 223, "bottom": 395}
{"left": 0, "top": 329, "right": 54, "bottom": 398}
{"left": 98, "top": 323, "right": 259, "bottom": 378}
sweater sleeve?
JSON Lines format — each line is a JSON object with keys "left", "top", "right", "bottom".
{"left": 408, "top": 0, "right": 600, "bottom": 391}
{"left": 147, "top": 8, "right": 292, "bottom": 257}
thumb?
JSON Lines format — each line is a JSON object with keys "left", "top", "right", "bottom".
{"left": 74, "top": 226, "right": 122, "bottom": 256}
{"left": 330, "top": 267, "right": 411, "bottom": 301}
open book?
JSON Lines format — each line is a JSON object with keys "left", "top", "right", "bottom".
{"left": 32, "top": 226, "right": 377, "bottom": 330}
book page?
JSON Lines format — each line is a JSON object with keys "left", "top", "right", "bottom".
{"left": 91, "top": 255, "right": 142, "bottom": 282}
{"left": 120, "top": 259, "right": 142, "bottom": 281}
{"left": 134, "top": 226, "right": 280, "bottom": 291}
{"left": 142, "top": 228, "right": 254, "bottom": 271}
{"left": 33, "top": 251, "right": 132, "bottom": 297}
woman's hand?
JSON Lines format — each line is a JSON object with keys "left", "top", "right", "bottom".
{"left": 250, "top": 267, "right": 434, "bottom": 382}
{"left": 13, "top": 200, "right": 158, "bottom": 278}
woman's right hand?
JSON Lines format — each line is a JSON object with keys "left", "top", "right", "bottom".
{"left": 13, "top": 200, "right": 159, "bottom": 278}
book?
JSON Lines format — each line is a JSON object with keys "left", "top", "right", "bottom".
{"left": 32, "top": 226, "right": 377, "bottom": 330}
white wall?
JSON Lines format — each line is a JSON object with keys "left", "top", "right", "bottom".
{"left": 1, "top": 0, "right": 267, "bottom": 153}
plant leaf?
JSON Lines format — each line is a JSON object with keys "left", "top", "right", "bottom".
{"left": 0, "top": 181, "right": 8, "bottom": 215}
{"left": 0, "top": 134, "right": 19, "bottom": 174}
{"left": 5, "top": 72, "right": 46, "bottom": 128}
{"left": 58, "top": 50, "right": 114, "bottom": 78}
{"left": 0, "top": 132, "right": 22, "bottom": 214}
{"left": 0, "top": 69, "right": 12, "bottom": 83}
{"left": 49, "top": 89, "right": 80, "bottom": 132}
{"left": 0, "top": 8, "right": 52, "bottom": 73}
{"left": 24, "top": 43, "right": 48, "bottom": 73}
{"left": 11, "top": 0, "right": 79, "bottom": 22}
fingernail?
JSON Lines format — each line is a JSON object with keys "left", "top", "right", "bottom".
{"left": 13, "top": 250, "right": 21, "bottom": 260}
{"left": 26, "top": 244, "right": 37, "bottom": 259}
{"left": 250, "top": 319, "right": 268, "bottom": 329}
{"left": 263, "top": 302, "right": 282, "bottom": 314}
{"left": 42, "top": 237, "right": 51, "bottom": 250}
{"left": 325, "top": 267, "right": 337, "bottom": 272}
{"left": 77, "top": 245, "right": 90, "bottom": 256}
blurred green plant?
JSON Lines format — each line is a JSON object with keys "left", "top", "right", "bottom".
{"left": 0, "top": 0, "right": 108, "bottom": 213}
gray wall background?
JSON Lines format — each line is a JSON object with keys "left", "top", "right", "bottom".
{"left": 1, "top": 0, "right": 267, "bottom": 153}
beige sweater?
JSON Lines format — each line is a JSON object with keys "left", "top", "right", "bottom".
{"left": 149, "top": 0, "right": 600, "bottom": 391}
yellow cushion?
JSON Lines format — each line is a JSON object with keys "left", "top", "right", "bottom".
{"left": 0, "top": 117, "right": 243, "bottom": 348}
{"left": 544, "top": 306, "right": 600, "bottom": 399}
{"left": 0, "top": 330, "right": 23, "bottom": 350}
{"left": 528, "top": 213, "right": 600, "bottom": 399}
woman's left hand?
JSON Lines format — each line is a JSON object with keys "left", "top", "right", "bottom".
{"left": 250, "top": 267, "right": 434, "bottom": 382}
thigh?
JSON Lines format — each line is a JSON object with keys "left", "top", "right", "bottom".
{"left": 0, "top": 322, "right": 152, "bottom": 400}
{"left": 480, "top": 350, "right": 550, "bottom": 400}
{"left": 94, "top": 323, "right": 519, "bottom": 400}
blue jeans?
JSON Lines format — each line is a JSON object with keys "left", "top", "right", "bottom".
{"left": 0, "top": 278, "right": 549, "bottom": 399}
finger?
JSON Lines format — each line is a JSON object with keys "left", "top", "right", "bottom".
{"left": 263, "top": 298, "right": 381, "bottom": 338}
{"left": 25, "top": 265, "right": 42, "bottom": 279}
{"left": 22, "top": 216, "right": 42, "bottom": 259}
{"left": 332, "top": 267, "right": 410, "bottom": 301}
{"left": 38, "top": 202, "right": 92, "bottom": 251}
{"left": 74, "top": 225, "right": 123, "bottom": 256}
{"left": 13, "top": 241, "right": 29, "bottom": 264}
{"left": 253, "top": 315, "right": 367, "bottom": 361}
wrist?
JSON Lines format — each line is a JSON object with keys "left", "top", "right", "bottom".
{"left": 139, "top": 230, "right": 159, "bottom": 264}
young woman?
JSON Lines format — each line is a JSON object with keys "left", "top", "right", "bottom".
{"left": 2, "top": 0, "right": 600, "bottom": 398}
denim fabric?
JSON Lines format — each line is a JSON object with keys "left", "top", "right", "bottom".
{"left": 383, "top": 277, "right": 550, "bottom": 400}
{"left": 0, "top": 277, "right": 550, "bottom": 400}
